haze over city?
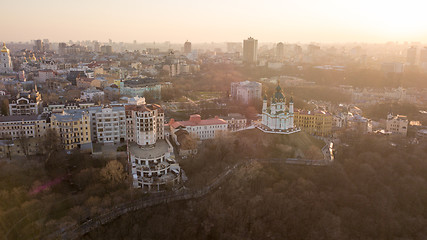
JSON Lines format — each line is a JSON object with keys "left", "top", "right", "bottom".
{"left": 2, "top": 0, "right": 427, "bottom": 43}
{"left": 3, "top": 1, "right": 427, "bottom": 240}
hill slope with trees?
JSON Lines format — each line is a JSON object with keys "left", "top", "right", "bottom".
{"left": 84, "top": 134, "right": 427, "bottom": 240}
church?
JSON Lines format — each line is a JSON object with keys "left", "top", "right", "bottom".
{"left": 0, "top": 43, "right": 13, "bottom": 74}
{"left": 261, "top": 84, "right": 295, "bottom": 131}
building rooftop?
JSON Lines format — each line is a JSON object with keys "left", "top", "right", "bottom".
{"left": 232, "top": 80, "right": 261, "bottom": 87}
{"left": 129, "top": 139, "right": 169, "bottom": 159}
{"left": 123, "top": 77, "right": 159, "bottom": 87}
{"left": 219, "top": 113, "right": 246, "bottom": 120}
{"left": 295, "top": 109, "right": 332, "bottom": 116}
{"left": 125, "top": 104, "right": 163, "bottom": 113}
{"left": 82, "top": 88, "right": 104, "bottom": 94}
{"left": 52, "top": 109, "right": 87, "bottom": 122}
{"left": 0, "top": 115, "right": 45, "bottom": 123}
{"left": 170, "top": 114, "right": 227, "bottom": 128}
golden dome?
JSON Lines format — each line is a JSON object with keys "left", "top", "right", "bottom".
{"left": 1, "top": 42, "right": 8, "bottom": 53}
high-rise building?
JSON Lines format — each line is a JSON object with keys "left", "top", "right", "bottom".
{"left": 243, "top": 37, "right": 258, "bottom": 64}
{"left": 125, "top": 103, "right": 181, "bottom": 191}
{"left": 34, "top": 39, "right": 43, "bottom": 52}
{"left": 58, "top": 42, "right": 67, "bottom": 55}
{"left": 101, "top": 45, "right": 113, "bottom": 54}
{"left": 184, "top": 41, "right": 192, "bottom": 54}
{"left": 43, "top": 39, "right": 50, "bottom": 51}
{"left": 276, "top": 42, "right": 284, "bottom": 59}
{"left": 420, "top": 47, "right": 427, "bottom": 63}
{"left": 420, "top": 47, "right": 427, "bottom": 71}
{"left": 406, "top": 46, "right": 417, "bottom": 65}
{"left": 0, "top": 43, "right": 13, "bottom": 74}
{"left": 93, "top": 41, "right": 100, "bottom": 52}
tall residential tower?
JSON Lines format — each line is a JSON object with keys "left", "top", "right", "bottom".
{"left": 243, "top": 37, "right": 258, "bottom": 65}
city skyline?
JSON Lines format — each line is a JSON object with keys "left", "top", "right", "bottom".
{"left": 2, "top": 0, "right": 427, "bottom": 43}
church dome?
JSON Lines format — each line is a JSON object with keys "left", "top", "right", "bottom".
{"left": 1, "top": 43, "right": 8, "bottom": 53}
{"left": 274, "top": 84, "right": 285, "bottom": 101}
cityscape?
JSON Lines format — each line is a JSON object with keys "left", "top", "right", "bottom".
{"left": 2, "top": 0, "right": 427, "bottom": 239}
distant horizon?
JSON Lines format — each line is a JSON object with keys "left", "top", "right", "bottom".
{"left": 3, "top": 39, "right": 426, "bottom": 46}
{"left": 2, "top": 0, "right": 427, "bottom": 44}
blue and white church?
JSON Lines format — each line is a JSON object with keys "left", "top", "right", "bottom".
{"left": 261, "top": 84, "right": 295, "bottom": 131}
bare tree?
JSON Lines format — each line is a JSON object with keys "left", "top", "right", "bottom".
{"left": 100, "top": 160, "right": 126, "bottom": 185}
{"left": 42, "top": 129, "right": 62, "bottom": 165}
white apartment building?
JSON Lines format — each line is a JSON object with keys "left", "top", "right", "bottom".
{"left": 126, "top": 103, "right": 181, "bottom": 191}
{"left": 88, "top": 106, "right": 126, "bottom": 144}
{"left": 386, "top": 114, "right": 408, "bottom": 135}
{"left": 169, "top": 114, "right": 227, "bottom": 140}
{"left": 231, "top": 80, "right": 262, "bottom": 104}
{"left": 9, "top": 92, "right": 43, "bottom": 116}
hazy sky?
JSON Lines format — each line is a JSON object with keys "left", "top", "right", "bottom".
{"left": 2, "top": 0, "right": 427, "bottom": 43}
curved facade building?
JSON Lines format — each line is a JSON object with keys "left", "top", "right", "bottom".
{"left": 126, "top": 103, "right": 181, "bottom": 191}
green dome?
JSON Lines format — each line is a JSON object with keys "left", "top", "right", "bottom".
{"left": 274, "top": 84, "right": 285, "bottom": 100}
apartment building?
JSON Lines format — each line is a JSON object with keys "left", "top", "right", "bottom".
{"left": 88, "top": 106, "right": 126, "bottom": 144}
{"left": 126, "top": 102, "right": 181, "bottom": 191}
{"left": 294, "top": 109, "right": 333, "bottom": 136}
{"left": 9, "top": 92, "right": 43, "bottom": 116}
{"left": 169, "top": 115, "right": 227, "bottom": 140}
{"left": 0, "top": 114, "right": 49, "bottom": 140}
{"left": 386, "top": 114, "right": 408, "bottom": 136}
{"left": 231, "top": 81, "right": 262, "bottom": 104}
{"left": 219, "top": 113, "right": 247, "bottom": 131}
{"left": 50, "top": 110, "right": 92, "bottom": 151}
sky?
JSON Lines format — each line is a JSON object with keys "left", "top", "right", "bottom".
{"left": 2, "top": 0, "right": 427, "bottom": 43}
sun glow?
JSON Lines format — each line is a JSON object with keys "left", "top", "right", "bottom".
{"left": 358, "top": 1, "right": 427, "bottom": 40}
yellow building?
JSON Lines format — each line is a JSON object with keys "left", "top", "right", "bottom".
{"left": 294, "top": 109, "right": 332, "bottom": 136}
{"left": 50, "top": 110, "right": 92, "bottom": 151}
{"left": 113, "top": 79, "right": 121, "bottom": 88}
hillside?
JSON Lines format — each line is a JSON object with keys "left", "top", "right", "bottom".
{"left": 83, "top": 134, "right": 427, "bottom": 240}
{"left": 233, "top": 128, "right": 325, "bottom": 159}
